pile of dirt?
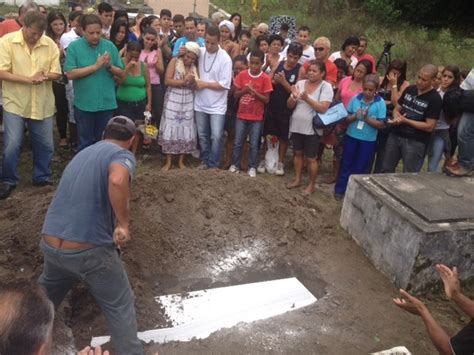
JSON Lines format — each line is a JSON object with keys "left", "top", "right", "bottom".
{"left": 0, "top": 168, "right": 337, "bottom": 350}
{"left": 1, "top": 165, "right": 469, "bottom": 354}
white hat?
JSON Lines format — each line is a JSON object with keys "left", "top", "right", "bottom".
{"left": 219, "top": 20, "right": 235, "bottom": 36}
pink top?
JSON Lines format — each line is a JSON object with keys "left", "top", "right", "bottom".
{"left": 139, "top": 50, "right": 160, "bottom": 85}
{"left": 339, "top": 76, "right": 363, "bottom": 108}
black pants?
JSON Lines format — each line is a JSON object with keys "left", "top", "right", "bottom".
{"left": 151, "top": 84, "right": 163, "bottom": 126}
{"left": 52, "top": 81, "right": 69, "bottom": 140}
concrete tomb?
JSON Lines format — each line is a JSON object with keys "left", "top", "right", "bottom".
{"left": 340, "top": 173, "right": 474, "bottom": 292}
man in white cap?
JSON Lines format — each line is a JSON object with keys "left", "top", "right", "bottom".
{"left": 38, "top": 116, "right": 143, "bottom": 355}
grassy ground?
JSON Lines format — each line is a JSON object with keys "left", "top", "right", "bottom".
{"left": 213, "top": 0, "right": 474, "bottom": 78}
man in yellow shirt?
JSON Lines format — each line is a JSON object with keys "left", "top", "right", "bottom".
{"left": 0, "top": 11, "right": 61, "bottom": 199}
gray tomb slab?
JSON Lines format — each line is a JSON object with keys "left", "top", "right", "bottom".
{"left": 340, "top": 173, "right": 474, "bottom": 293}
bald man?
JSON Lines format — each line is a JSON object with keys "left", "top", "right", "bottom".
{"left": 382, "top": 64, "right": 442, "bottom": 173}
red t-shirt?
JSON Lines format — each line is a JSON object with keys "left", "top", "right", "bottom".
{"left": 303, "top": 59, "right": 337, "bottom": 85}
{"left": 355, "top": 53, "right": 376, "bottom": 73}
{"left": 234, "top": 69, "right": 273, "bottom": 121}
{"left": 0, "top": 19, "right": 21, "bottom": 37}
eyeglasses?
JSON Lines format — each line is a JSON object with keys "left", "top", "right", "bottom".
{"left": 314, "top": 47, "right": 325, "bottom": 51}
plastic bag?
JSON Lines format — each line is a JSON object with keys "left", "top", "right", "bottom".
{"left": 138, "top": 111, "right": 158, "bottom": 140}
{"left": 265, "top": 135, "right": 279, "bottom": 174}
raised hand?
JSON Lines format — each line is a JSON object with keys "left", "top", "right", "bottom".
{"left": 393, "top": 289, "right": 427, "bottom": 316}
{"left": 436, "top": 264, "right": 461, "bottom": 300}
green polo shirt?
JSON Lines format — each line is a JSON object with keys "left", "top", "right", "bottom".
{"left": 64, "top": 37, "right": 124, "bottom": 112}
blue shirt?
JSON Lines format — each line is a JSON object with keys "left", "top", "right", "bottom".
{"left": 172, "top": 36, "right": 205, "bottom": 57}
{"left": 64, "top": 37, "right": 124, "bottom": 112}
{"left": 346, "top": 94, "right": 386, "bottom": 142}
{"left": 42, "top": 141, "right": 136, "bottom": 246}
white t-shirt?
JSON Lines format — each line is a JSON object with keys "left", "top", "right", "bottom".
{"left": 329, "top": 51, "right": 358, "bottom": 69}
{"left": 290, "top": 80, "right": 334, "bottom": 135}
{"left": 195, "top": 47, "right": 232, "bottom": 115}
{"left": 281, "top": 44, "right": 315, "bottom": 65}
{"left": 60, "top": 29, "right": 81, "bottom": 50}
{"left": 461, "top": 68, "right": 474, "bottom": 90}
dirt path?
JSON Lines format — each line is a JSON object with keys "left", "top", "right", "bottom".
{"left": 0, "top": 155, "right": 469, "bottom": 354}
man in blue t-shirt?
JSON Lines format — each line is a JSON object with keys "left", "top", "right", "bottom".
{"left": 172, "top": 16, "right": 205, "bottom": 57}
{"left": 38, "top": 116, "right": 143, "bottom": 355}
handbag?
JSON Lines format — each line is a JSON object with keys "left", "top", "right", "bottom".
{"left": 312, "top": 83, "right": 348, "bottom": 129}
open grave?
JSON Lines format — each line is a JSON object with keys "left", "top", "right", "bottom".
{"left": 0, "top": 167, "right": 469, "bottom": 354}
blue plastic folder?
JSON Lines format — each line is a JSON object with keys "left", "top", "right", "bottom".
{"left": 313, "top": 102, "right": 348, "bottom": 128}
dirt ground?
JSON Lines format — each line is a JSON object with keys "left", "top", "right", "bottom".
{"left": 0, "top": 149, "right": 471, "bottom": 355}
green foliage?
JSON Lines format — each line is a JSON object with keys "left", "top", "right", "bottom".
{"left": 213, "top": 0, "right": 473, "bottom": 80}
{"left": 363, "top": 0, "right": 400, "bottom": 23}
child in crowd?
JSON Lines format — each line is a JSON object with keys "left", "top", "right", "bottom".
{"left": 334, "top": 74, "right": 386, "bottom": 199}
{"left": 140, "top": 27, "right": 165, "bottom": 126}
{"left": 261, "top": 42, "right": 303, "bottom": 175}
{"left": 223, "top": 55, "right": 248, "bottom": 169}
{"left": 229, "top": 50, "right": 273, "bottom": 177}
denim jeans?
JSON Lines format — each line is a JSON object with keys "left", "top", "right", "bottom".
{"left": 232, "top": 118, "right": 263, "bottom": 169}
{"left": 1, "top": 111, "right": 54, "bottom": 186}
{"left": 457, "top": 112, "right": 474, "bottom": 170}
{"left": 195, "top": 111, "right": 225, "bottom": 168}
{"left": 382, "top": 133, "right": 427, "bottom": 173}
{"left": 65, "top": 81, "right": 75, "bottom": 123}
{"left": 427, "top": 129, "right": 449, "bottom": 172}
{"left": 75, "top": 107, "right": 114, "bottom": 151}
{"left": 38, "top": 241, "right": 143, "bottom": 355}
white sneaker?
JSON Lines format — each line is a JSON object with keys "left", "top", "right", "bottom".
{"left": 275, "top": 162, "right": 285, "bottom": 176}
{"left": 248, "top": 168, "right": 257, "bottom": 177}
{"left": 257, "top": 160, "right": 266, "bottom": 174}
{"left": 228, "top": 165, "right": 239, "bottom": 173}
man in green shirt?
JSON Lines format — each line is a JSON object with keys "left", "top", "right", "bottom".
{"left": 65, "top": 14, "right": 124, "bottom": 151}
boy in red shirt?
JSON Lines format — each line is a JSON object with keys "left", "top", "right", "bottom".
{"left": 229, "top": 49, "right": 273, "bottom": 177}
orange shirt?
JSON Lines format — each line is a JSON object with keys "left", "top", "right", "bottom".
{"left": 0, "top": 19, "right": 21, "bottom": 37}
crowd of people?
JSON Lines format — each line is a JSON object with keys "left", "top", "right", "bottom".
{"left": 0, "top": 2, "right": 473, "bottom": 200}
{"left": 0, "top": 3, "right": 473, "bottom": 354}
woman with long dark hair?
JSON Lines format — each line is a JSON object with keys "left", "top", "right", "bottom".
{"left": 113, "top": 9, "right": 138, "bottom": 41}
{"left": 428, "top": 65, "right": 460, "bottom": 172}
{"left": 110, "top": 19, "right": 129, "bottom": 56}
{"left": 46, "top": 10, "right": 71, "bottom": 148}
{"left": 229, "top": 13, "right": 242, "bottom": 41}
{"left": 372, "top": 59, "right": 410, "bottom": 173}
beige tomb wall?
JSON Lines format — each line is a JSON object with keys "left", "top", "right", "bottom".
{"left": 146, "top": 0, "right": 209, "bottom": 18}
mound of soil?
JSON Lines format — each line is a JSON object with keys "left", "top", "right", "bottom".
{"left": 0, "top": 167, "right": 468, "bottom": 354}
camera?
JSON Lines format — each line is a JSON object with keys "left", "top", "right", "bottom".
{"left": 383, "top": 41, "right": 395, "bottom": 53}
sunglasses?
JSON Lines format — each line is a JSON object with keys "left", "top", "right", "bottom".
{"left": 314, "top": 47, "right": 325, "bottom": 51}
